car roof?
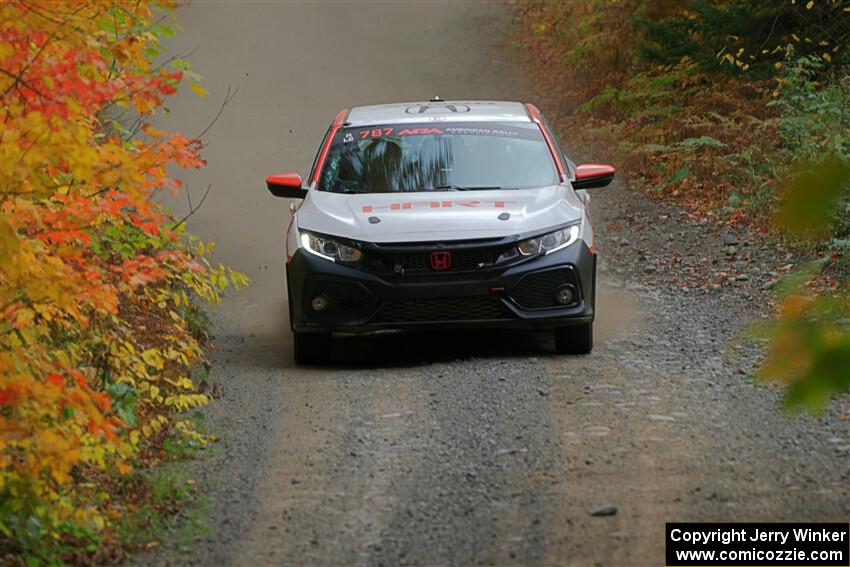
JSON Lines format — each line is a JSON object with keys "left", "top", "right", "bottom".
{"left": 344, "top": 100, "right": 532, "bottom": 127}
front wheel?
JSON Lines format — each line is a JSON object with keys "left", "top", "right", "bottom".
{"left": 293, "top": 331, "right": 331, "bottom": 365}
{"left": 555, "top": 322, "right": 593, "bottom": 355}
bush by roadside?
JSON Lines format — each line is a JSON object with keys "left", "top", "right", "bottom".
{"left": 0, "top": 1, "right": 246, "bottom": 564}
{"left": 513, "top": 0, "right": 849, "bottom": 410}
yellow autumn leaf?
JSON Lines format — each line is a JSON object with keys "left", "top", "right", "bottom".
{"left": 14, "top": 308, "right": 36, "bottom": 328}
{"left": 190, "top": 83, "right": 208, "bottom": 98}
{"left": 141, "top": 349, "right": 164, "bottom": 370}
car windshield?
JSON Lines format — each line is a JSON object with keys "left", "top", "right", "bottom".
{"left": 317, "top": 122, "right": 559, "bottom": 193}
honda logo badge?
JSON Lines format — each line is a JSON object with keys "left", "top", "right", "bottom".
{"left": 430, "top": 251, "right": 452, "bottom": 270}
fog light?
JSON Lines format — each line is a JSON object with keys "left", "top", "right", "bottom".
{"left": 555, "top": 285, "right": 575, "bottom": 305}
{"left": 311, "top": 294, "right": 330, "bottom": 311}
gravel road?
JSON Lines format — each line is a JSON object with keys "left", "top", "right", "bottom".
{"left": 146, "top": 2, "right": 849, "bottom": 566}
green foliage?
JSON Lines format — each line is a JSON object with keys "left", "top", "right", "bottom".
{"left": 634, "top": 0, "right": 849, "bottom": 76}
{"left": 106, "top": 381, "right": 139, "bottom": 428}
{"left": 633, "top": 1, "right": 748, "bottom": 70}
{"left": 89, "top": 220, "right": 165, "bottom": 260}
{"left": 669, "top": 166, "right": 692, "bottom": 184}
{"left": 771, "top": 57, "right": 850, "bottom": 265}
{"left": 179, "top": 301, "right": 213, "bottom": 346}
{"left": 769, "top": 56, "right": 850, "bottom": 162}
{"left": 116, "top": 465, "right": 205, "bottom": 550}
{"left": 0, "top": 512, "right": 101, "bottom": 567}
{"left": 577, "top": 85, "right": 619, "bottom": 114}
{"left": 576, "top": 73, "right": 679, "bottom": 119}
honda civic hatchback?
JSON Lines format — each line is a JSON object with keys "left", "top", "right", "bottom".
{"left": 266, "top": 99, "right": 614, "bottom": 364}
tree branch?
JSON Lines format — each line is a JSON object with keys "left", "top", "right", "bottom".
{"left": 194, "top": 85, "right": 239, "bottom": 143}
{"left": 171, "top": 183, "right": 211, "bottom": 231}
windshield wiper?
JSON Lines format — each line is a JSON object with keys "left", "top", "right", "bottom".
{"left": 429, "top": 184, "right": 504, "bottom": 191}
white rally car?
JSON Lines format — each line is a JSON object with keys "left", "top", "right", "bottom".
{"left": 266, "top": 99, "right": 614, "bottom": 364}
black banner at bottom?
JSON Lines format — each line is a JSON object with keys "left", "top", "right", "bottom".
{"left": 666, "top": 523, "right": 849, "bottom": 566}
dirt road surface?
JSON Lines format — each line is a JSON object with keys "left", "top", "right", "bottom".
{"left": 148, "top": 2, "right": 849, "bottom": 566}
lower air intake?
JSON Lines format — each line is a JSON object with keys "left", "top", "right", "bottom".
{"left": 373, "top": 296, "right": 509, "bottom": 323}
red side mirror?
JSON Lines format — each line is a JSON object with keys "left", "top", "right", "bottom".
{"left": 266, "top": 173, "right": 307, "bottom": 199}
{"left": 573, "top": 164, "right": 616, "bottom": 189}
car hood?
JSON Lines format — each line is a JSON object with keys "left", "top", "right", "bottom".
{"left": 296, "top": 185, "right": 583, "bottom": 243}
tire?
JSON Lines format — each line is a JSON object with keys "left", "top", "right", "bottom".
{"left": 554, "top": 322, "right": 593, "bottom": 355}
{"left": 293, "top": 331, "right": 331, "bottom": 365}
{"left": 285, "top": 266, "right": 296, "bottom": 331}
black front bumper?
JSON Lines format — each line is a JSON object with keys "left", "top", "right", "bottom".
{"left": 286, "top": 242, "right": 596, "bottom": 335}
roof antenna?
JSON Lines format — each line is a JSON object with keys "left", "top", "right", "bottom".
{"left": 430, "top": 95, "right": 443, "bottom": 102}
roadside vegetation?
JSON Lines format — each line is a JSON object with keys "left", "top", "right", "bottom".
{"left": 515, "top": 0, "right": 849, "bottom": 410}
{"left": 0, "top": 1, "right": 246, "bottom": 564}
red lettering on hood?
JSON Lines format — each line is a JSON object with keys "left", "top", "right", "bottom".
{"left": 412, "top": 201, "right": 442, "bottom": 209}
{"left": 361, "top": 200, "right": 516, "bottom": 213}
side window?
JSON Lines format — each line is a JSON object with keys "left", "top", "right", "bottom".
{"left": 308, "top": 125, "right": 332, "bottom": 184}
{"left": 541, "top": 116, "right": 574, "bottom": 178}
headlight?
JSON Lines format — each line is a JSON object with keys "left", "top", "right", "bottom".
{"left": 300, "top": 233, "right": 363, "bottom": 263}
{"left": 498, "top": 225, "right": 580, "bottom": 263}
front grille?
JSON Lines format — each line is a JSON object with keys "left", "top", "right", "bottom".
{"left": 365, "top": 246, "right": 508, "bottom": 274}
{"left": 373, "top": 296, "right": 510, "bottom": 323}
{"left": 510, "top": 268, "right": 578, "bottom": 310}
